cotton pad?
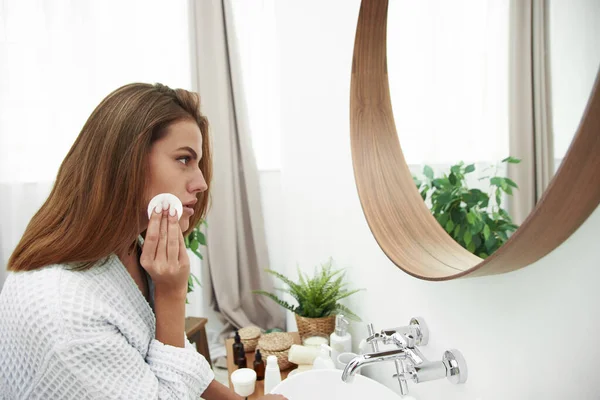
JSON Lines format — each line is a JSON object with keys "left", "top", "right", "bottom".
{"left": 147, "top": 193, "right": 183, "bottom": 221}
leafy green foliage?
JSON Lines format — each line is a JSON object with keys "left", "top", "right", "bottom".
{"left": 185, "top": 220, "right": 207, "bottom": 260}
{"left": 183, "top": 220, "right": 208, "bottom": 300}
{"left": 253, "top": 259, "right": 364, "bottom": 321}
{"left": 413, "top": 158, "right": 521, "bottom": 258}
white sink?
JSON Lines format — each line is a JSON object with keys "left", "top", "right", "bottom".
{"left": 270, "top": 369, "right": 400, "bottom": 399}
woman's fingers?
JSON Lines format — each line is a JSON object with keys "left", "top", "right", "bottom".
{"left": 178, "top": 228, "right": 189, "bottom": 266}
{"left": 156, "top": 208, "right": 169, "bottom": 264}
{"left": 141, "top": 202, "right": 190, "bottom": 295}
{"left": 140, "top": 205, "right": 163, "bottom": 266}
{"left": 167, "top": 208, "right": 180, "bottom": 262}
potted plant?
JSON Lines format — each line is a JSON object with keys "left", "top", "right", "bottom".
{"left": 184, "top": 220, "right": 207, "bottom": 299}
{"left": 412, "top": 157, "right": 520, "bottom": 257}
{"left": 253, "top": 259, "right": 363, "bottom": 338}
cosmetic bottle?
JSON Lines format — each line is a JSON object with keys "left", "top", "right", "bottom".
{"left": 236, "top": 347, "right": 247, "bottom": 369}
{"left": 330, "top": 315, "right": 352, "bottom": 365}
{"left": 264, "top": 355, "right": 281, "bottom": 393}
{"left": 232, "top": 330, "right": 245, "bottom": 367}
{"left": 253, "top": 349, "right": 265, "bottom": 381}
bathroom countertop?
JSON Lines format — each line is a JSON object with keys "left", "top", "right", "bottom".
{"left": 225, "top": 332, "right": 301, "bottom": 399}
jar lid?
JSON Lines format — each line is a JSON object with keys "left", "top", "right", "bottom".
{"left": 239, "top": 326, "right": 261, "bottom": 340}
{"left": 258, "top": 332, "right": 294, "bottom": 351}
{"left": 231, "top": 368, "right": 257, "bottom": 385}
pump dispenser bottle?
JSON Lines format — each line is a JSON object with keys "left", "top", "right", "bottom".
{"left": 330, "top": 314, "right": 351, "bottom": 366}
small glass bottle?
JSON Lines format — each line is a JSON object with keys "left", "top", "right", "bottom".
{"left": 253, "top": 349, "right": 265, "bottom": 380}
{"left": 236, "top": 347, "right": 247, "bottom": 369}
{"left": 232, "top": 331, "right": 245, "bottom": 367}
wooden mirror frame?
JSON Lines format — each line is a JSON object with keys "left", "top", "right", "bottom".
{"left": 350, "top": 0, "right": 600, "bottom": 280}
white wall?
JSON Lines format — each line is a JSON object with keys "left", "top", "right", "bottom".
{"left": 265, "top": 1, "right": 600, "bottom": 398}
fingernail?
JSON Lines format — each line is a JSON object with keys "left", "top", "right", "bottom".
{"left": 154, "top": 205, "right": 162, "bottom": 213}
{"left": 162, "top": 200, "right": 169, "bottom": 210}
{"left": 169, "top": 207, "right": 176, "bottom": 217}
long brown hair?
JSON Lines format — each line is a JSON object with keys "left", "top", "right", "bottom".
{"left": 8, "top": 83, "right": 212, "bottom": 271}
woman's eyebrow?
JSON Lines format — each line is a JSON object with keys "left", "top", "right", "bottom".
{"left": 175, "top": 146, "right": 198, "bottom": 160}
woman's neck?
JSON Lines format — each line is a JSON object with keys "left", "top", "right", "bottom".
{"left": 117, "top": 244, "right": 149, "bottom": 302}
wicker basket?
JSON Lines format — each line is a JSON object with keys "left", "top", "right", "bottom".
{"left": 257, "top": 332, "right": 294, "bottom": 370}
{"left": 294, "top": 314, "right": 336, "bottom": 339}
{"left": 238, "top": 326, "right": 261, "bottom": 352}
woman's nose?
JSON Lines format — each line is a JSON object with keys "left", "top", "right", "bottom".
{"left": 189, "top": 170, "right": 208, "bottom": 194}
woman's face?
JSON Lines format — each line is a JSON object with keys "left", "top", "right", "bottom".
{"left": 145, "top": 119, "right": 208, "bottom": 233}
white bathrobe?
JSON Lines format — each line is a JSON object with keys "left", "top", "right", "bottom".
{"left": 0, "top": 254, "right": 214, "bottom": 399}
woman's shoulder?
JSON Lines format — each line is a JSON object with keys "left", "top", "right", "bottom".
{"left": 0, "top": 257, "right": 123, "bottom": 338}
{"left": 1, "top": 257, "right": 113, "bottom": 301}
{"left": 0, "top": 265, "right": 79, "bottom": 351}
{"left": 1, "top": 263, "right": 68, "bottom": 307}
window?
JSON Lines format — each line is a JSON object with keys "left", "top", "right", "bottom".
{"left": 549, "top": 0, "right": 600, "bottom": 171}
{"left": 0, "top": 0, "right": 193, "bottom": 182}
{"left": 387, "top": 0, "right": 509, "bottom": 188}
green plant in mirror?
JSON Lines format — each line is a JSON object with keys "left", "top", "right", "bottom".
{"left": 183, "top": 220, "right": 207, "bottom": 299}
{"left": 253, "top": 259, "right": 364, "bottom": 321}
{"left": 412, "top": 157, "right": 521, "bottom": 258}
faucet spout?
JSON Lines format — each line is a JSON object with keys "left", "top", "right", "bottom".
{"left": 341, "top": 349, "right": 408, "bottom": 383}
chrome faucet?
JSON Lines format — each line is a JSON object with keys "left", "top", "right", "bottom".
{"left": 341, "top": 317, "right": 467, "bottom": 396}
{"left": 341, "top": 348, "right": 408, "bottom": 383}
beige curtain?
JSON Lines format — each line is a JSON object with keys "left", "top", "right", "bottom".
{"left": 508, "top": 0, "right": 555, "bottom": 224}
{"left": 188, "top": 0, "right": 285, "bottom": 334}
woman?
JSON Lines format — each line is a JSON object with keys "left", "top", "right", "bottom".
{"left": 0, "top": 83, "right": 286, "bottom": 400}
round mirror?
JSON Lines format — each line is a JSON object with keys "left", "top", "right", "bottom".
{"left": 350, "top": 0, "right": 600, "bottom": 279}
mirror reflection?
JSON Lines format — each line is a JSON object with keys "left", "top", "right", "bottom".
{"left": 386, "top": 0, "right": 600, "bottom": 257}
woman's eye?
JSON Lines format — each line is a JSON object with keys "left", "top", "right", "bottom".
{"left": 177, "top": 156, "right": 191, "bottom": 165}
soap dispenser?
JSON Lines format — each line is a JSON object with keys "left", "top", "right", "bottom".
{"left": 312, "top": 344, "right": 336, "bottom": 370}
{"left": 330, "top": 314, "right": 351, "bottom": 366}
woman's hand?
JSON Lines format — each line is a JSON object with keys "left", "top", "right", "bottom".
{"left": 140, "top": 204, "right": 190, "bottom": 298}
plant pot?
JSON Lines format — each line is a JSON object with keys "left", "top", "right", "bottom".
{"left": 294, "top": 314, "right": 336, "bottom": 339}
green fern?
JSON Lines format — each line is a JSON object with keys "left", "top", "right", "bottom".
{"left": 335, "top": 304, "right": 361, "bottom": 321}
{"left": 253, "top": 290, "right": 298, "bottom": 314}
{"left": 253, "top": 259, "right": 364, "bottom": 320}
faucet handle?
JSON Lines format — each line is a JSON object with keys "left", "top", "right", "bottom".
{"left": 390, "top": 332, "right": 414, "bottom": 348}
{"left": 366, "top": 323, "right": 379, "bottom": 352}
{"left": 443, "top": 349, "right": 468, "bottom": 384}
{"left": 366, "top": 325, "right": 402, "bottom": 349}
{"left": 383, "top": 316, "right": 429, "bottom": 347}
{"left": 410, "top": 317, "right": 429, "bottom": 346}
